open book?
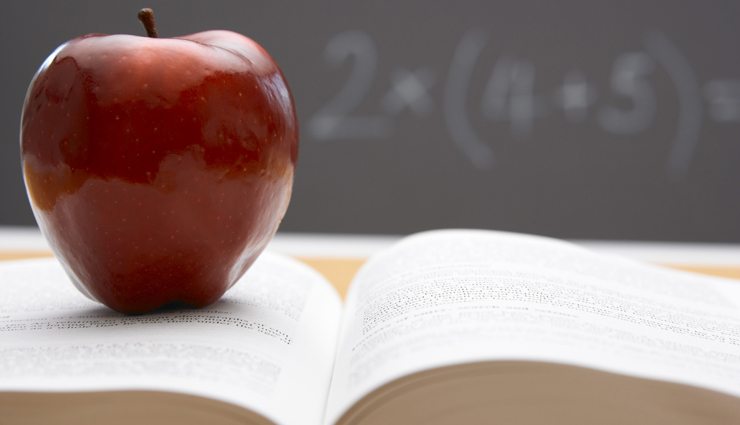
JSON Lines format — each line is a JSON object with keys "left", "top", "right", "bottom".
{"left": 1, "top": 230, "right": 739, "bottom": 424}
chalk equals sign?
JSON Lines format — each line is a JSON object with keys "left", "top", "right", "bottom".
{"left": 704, "top": 80, "right": 740, "bottom": 123}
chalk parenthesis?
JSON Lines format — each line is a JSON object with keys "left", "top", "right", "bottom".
{"left": 644, "top": 31, "right": 703, "bottom": 177}
{"left": 444, "top": 29, "right": 494, "bottom": 169}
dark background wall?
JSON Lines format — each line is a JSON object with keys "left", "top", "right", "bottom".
{"left": 2, "top": 1, "right": 739, "bottom": 241}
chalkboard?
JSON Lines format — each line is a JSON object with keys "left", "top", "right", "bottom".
{"left": 1, "top": 1, "right": 739, "bottom": 241}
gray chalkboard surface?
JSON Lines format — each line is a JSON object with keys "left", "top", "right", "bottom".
{"left": 2, "top": 1, "right": 739, "bottom": 241}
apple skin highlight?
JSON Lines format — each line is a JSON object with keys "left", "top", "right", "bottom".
{"left": 21, "top": 29, "right": 298, "bottom": 313}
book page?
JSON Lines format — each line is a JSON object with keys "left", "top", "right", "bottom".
{"left": 325, "top": 230, "right": 740, "bottom": 423}
{"left": 0, "top": 253, "right": 342, "bottom": 425}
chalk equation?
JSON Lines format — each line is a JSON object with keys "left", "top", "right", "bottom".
{"left": 308, "top": 30, "right": 740, "bottom": 176}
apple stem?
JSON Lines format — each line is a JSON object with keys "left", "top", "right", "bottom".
{"left": 137, "top": 8, "right": 159, "bottom": 38}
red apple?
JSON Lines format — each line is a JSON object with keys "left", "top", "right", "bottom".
{"left": 20, "top": 9, "right": 298, "bottom": 313}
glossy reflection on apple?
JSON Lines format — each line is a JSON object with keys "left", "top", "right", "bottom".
{"left": 20, "top": 9, "right": 298, "bottom": 313}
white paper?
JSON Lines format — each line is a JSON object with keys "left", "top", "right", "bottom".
{"left": 325, "top": 230, "right": 740, "bottom": 423}
{"left": 0, "top": 253, "right": 342, "bottom": 425}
